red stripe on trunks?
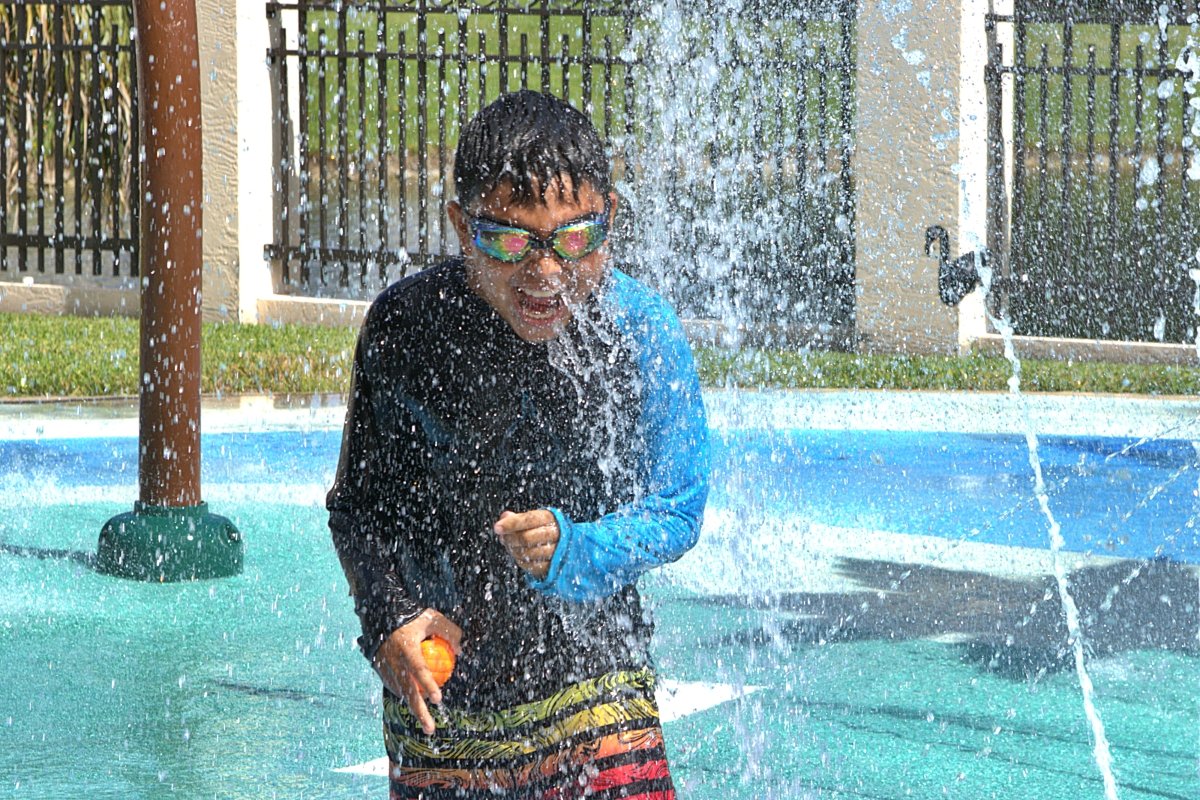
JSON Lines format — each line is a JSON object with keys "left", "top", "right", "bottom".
{"left": 588, "top": 758, "right": 672, "bottom": 792}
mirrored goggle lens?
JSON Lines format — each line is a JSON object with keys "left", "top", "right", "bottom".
{"left": 550, "top": 220, "right": 607, "bottom": 260}
{"left": 473, "top": 226, "right": 533, "bottom": 262}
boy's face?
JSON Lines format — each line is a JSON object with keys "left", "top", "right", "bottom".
{"left": 449, "top": 176, "right": 616, "bottom": 343}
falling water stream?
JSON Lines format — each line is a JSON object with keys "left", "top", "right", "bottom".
{"left": 625, "top": 1, "right": 1196, "bottom": 795}
{"left": 977, "top": 262, "right": 1121, "bottom": 800}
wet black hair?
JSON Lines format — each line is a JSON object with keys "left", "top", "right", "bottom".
{"left": 453, "top": 90, "right": 611, "bottom": 209}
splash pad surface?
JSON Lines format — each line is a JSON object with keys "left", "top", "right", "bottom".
{"left": 0, "top": 391, "right": 1196, "bottom": 799}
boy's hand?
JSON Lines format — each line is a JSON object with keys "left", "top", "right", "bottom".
{"left": 495, "top": 509, "right": 560, "bottom": 580}
{"left": 374, "top": 609, "right": 463, "bottom": 735}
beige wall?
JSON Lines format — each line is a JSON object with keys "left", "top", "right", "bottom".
{"left": 197, "top": 0, "right": 240, "bottom": 322}
{"left": 854, "top": 0, "right": 963, "bottom": 354}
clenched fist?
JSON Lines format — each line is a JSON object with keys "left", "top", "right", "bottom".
{"left": 494, "top": 509, "right": 560, "bottom": 580}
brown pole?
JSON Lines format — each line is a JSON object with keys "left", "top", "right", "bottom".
{"left": 96, "top": 0, "right": 241, "bottom": 581}
{"left": 134, "top": 0, "right": 203, "bottom": 508}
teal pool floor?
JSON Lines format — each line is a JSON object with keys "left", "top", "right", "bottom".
{"left": 1, "top": 500, "right": 1196, "bottom": 799}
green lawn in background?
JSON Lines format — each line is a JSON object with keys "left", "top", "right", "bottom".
{"left": 1016, "top": 22, "right": 1198, "bottom": 153}
{"left": 296, "top": 8, "right": 851, "bottom": 159}
{"left": 2, "top": 312, "right": 1197, "bottom": 399}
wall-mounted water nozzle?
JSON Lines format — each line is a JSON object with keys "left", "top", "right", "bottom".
{"left": 925, "top": 225, "right": 990, "bottom": 306}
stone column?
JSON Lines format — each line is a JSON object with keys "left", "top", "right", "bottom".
{"left": 196, "top": 0, "right": 240, "bottom": 321}
{"left": 854, "top": 0, "right": 964, "bottom": 354}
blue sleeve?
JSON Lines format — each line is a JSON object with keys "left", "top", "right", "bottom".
{"left": 527, "top": 272, "right": 709, "bottom": 602}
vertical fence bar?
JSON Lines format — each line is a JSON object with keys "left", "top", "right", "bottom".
{"left": 520, "top": 33, "right": 530, "bottom": 88}
{"left": 297, "top": 3, "right": 312, "bottom": 286}
{"left": 750, "top": 35, "right": 766, "bottom": 280}
{"left": 580, "top": 2, "right": 592, "bottom": 110}
{"left": 539, "top": 0, "right": 550, "bottom": 91}
{"left": 621, "top": 6, "right": 634, "bottom": 145}
{"left": 73, "top": 17, "right": 84, "bottom": 276}
{"left": 416, "top": 0, "right": 430, "bottom": 261}
{"left": 436, "top": 28, "right": 448, "bottom": 255}
{"left": 109, "top": 36, "right": 123, "bottom": 277}
{"left": 984, "top": 11, "right": 1009, "bottom": 313}
{"left": 52, "top": 2, "right": 66, "bottom": 274}
{"left": 601, "top": 36, "right": 614, "bottom": 140}
{"left": 1183, "top": 43, "right": 1197, "bottom": 283}
{"left": 1183, "top": 60, "right": 1197, "bottom": 341}
{"left": 1010, "top": 12, "right": 1027, "bottom": 308}
{"left": 356, "top": 27, "right": 367, "bottom": 284}
{"left": 839, "top": 2, "right": 854, "bottom": 296}
{"left": 16, "top": 6, "right": 29, "bottom": 273}
{"left": 267, "top": 4, "right": 291, "bottom": 283}
{"left": 796, "top": 19, "right": 810, "bottom": 218}
{"left": 1106, "top": 22, "right": 1121, "bottom": 270}
{"left": 559, "top": 33, "right": 571, "bottom": 101}
{"left": 1057, "top": 17, "right": 1075, "bottom": 295}
{"left": 128, "top": 2, "right": 140, "bottom": 278}
{"left": 376, "top": 8, "right": 388, "bottom": 277}
{"left": 316, "top": 23, "right": 329, "bottom": 288}
{"left": 498, "top": 1, "right": 508, "bottom": 92}
{"left": 457, "top": 10, "right": 469, "bottom": 199}
{"left": 336, "top": 1, "right": 350, "bottom": 288}
{"left": 1153, "top": 24, "right": 1170, "bottom": 327}
{"left": 476, "top": 28, "right": 486, "bottom": 122}
{"left": 1132, "top": 42, "right": 1146, "bottom": 298}
{"left": 1035, "top": 44, "right": 1049, "bottom": 267}
{"left": 1084, "top": 46, "right": 1098, "bottom": 257}
{"left": 0, "top": 20, "right": 7, "bottom": 273}
{"left": 89, "top": 5, "right": 102, "bottom": 274}
{"left": 34, "top": 16, "right": 47, "bottom": 274}
{"left": 397, "top": 26, "right": 409, "bottom": 255}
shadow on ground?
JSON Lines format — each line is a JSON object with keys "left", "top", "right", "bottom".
{"left": 684, "top": 557, "right": 1199, "bottom": 678}
{"left": 0, "top": 541, "right": 95, "bottom": 567}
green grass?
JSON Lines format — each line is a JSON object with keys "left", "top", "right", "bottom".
{"left": 1016, "top": 21, "right": 1198, "bottom": 152}
{"left": 0, "top": 314, "right": 356, "bottom": 398}
{"left": 2, "top": 312, "right": 1197, "bottom": 399}
{"left": 696, "top": 347, "right": 1200, "bottom": 395}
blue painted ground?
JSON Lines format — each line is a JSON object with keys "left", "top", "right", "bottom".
{"left": 3, "top": 426, "right": 1196, "bottom": 561}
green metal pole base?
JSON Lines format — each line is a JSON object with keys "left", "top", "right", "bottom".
{"left": 97, "top": 501, "right": 243, "bottom": 582}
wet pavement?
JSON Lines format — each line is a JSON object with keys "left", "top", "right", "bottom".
{"left": 0, "top": 391, "right": 1197, "bottom": 798}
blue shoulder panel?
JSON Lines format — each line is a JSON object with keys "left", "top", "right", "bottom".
{"left": 529, "top": 269, "right": 710, "bottom": 602}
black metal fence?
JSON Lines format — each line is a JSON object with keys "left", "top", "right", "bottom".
{"left": 264, "top": 0, "right": 857, "bottom": 340}
{"left": 986, "top": 0, "right": 1200, "bottom": 343}
{"left": 264, "top": 0, "right": 640, "bottom": 296}
{"left": 0, "top": 0, "right": 138, "bottom": 281}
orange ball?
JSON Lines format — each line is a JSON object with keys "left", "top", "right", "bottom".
{"left": 420, "top": 635, "right": 456, "bottom": 687}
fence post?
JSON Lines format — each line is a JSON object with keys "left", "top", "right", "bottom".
{"left": 853, "top": 0, "right": 965, "bottom": 354}
{"left": 959, "top": 0, "right": 993, "bottom": 347}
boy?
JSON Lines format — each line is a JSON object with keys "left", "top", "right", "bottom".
{"left": 328, "top": 89, "right": 708, "bottom": 799}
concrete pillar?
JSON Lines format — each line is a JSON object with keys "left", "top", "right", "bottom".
{"left": 195, "top": 0, "right": 239, "bottom": 322}
{"left": 854, "top": 0, "right": 963, "bottom": 354}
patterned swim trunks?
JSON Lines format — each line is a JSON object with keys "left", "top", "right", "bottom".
{"left": 384, "top": 667, "right": 675, "bottom": 799}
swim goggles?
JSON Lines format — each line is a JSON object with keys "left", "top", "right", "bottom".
{"left": 467, "top": 210, "right": 609, "bottom": 264}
